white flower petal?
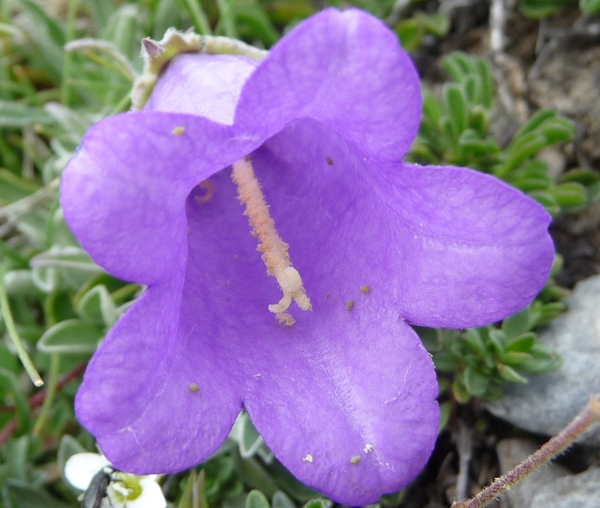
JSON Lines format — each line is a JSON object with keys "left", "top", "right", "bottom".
{"left": 64, "top": 452, "right": 111, "bottom": 491}
{"left": 127, "top": 477, "right": 166, "bottom": 508}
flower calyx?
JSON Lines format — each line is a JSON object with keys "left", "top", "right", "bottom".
{"left": 132, "top": 30, "right": 267, "bottom": 111}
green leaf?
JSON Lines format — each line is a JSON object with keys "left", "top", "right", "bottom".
{"left": 263, "top": 0, "right": 316, "bottom": 26}
{"left": 433, "top": 352, "right": 459, "bottom": 373}
{"left": 30, "top": 247, "right": 103, "bottom": 292}
{"left": 415, "top": 12, "right": 449, "bottom": 36}
{"left": 469, "top": 105, "right": 490, "bottom": 135}
{"left": 451, "top": 377, "right": 471, "bottom": 404}
{"left": 76, "top": 285, "right": 118, "bottom": 327}
{"left": 519, "top": 0, "right": 577, "bottom": 18}
{"left": 395, "top": 20, "right": 423, "bottom": 52}
{"left": 177, "top": 469, "right": 210, "bottom": 508}
{"left": 272, "top": 491, "right": 296, "bottom": 508}
{"left": 549, "top": 182, "right": 588, "bottom": 210}
{"left": 444, "top": 84, "right": 469, "bottom": 140}
{"left": 238, "top": 413, "right": 264, "bottom": 459}
{"left": 0, "top": 343, "right": 19, "bottom": 373}
{"left": 505, "top": 333, "right": 537, "bottom": 353}
{"left": 497, "top": 363, "right": 528, "bottom": 383}
{"left": 0, "top": 101, "right": 55, "bottom": 128}
{"left": 502, "top": 307, "right": 535, "bottom": 338}
{"left": 234, "top": 454, "right": 278, "bottom": 498}
{"left": 518, "top": 346, "right": 563, "bottom": 373}
{"left": 581, "top": 0, "right": 600, "bottom": 13}
{"left": 458, "top": 130, "right": 498, "bottom": 157}
{"left": 538, "top": 117, "right": 574, "bottom": 144}
{"left": 462, "top": 366, "right": 490, "bottom": 397}
{"left": 303, "top": 500, "right": 332, "bottom": 508}
{"left": 422, "top": 91, "right": 442, "bottom": 126}
{"left": 528, "top": 191, "right": 561, "bottom": 216}
{"left": 464, "top": 328, "right": 487, "bottom": 356}
{"left": 37, "top": 319, "right": 104, "bottom": 354}
{"left": 487, "top": 329, "right": 506, "bottom": 359}
{"left": 559, "top": 168, "right": 600, "bottom": 186}
{"left": 475, "top": 58, "right": 493, "bottom": 108}
{"left": 236, "top": 3, "right": 280, "bottom": 48}
{"left": 56, "top": 434, "right": 86, "bottom": 475}
{"left": 514, "top": 110, "right": 557, "bottom": 137}
{"left": 497, "top": 132, "right": 548, "bottom": 175}
{"left": 442, "top": 52, "right": 472, "bottom": 84}
{"left": 245, "top": 490, "right": 271, "bottom": 508}
{"left": 5, "top": 481, "right": 71, "bottom": 508}
{"left": 80, "top": 0, "right": 116, "bottom": 28}
{"left": 16, "top": 0, "right": 66, "bottom": 81}
{"left": 0, "top": 369, "right": 32, "bottom": 434}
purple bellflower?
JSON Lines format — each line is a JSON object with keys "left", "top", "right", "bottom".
{"left": 60, "top": 8, "right": 554, "bottom": 505}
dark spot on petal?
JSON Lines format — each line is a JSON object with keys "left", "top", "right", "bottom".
{"left": 346, "top": 300, "right": 355, "bottom": 311}
{"left": 326, "top": 157, "right": 334, "bottom": 166}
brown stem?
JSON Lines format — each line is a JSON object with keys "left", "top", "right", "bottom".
{"left": 452, "top": 395, "right": 600, "bottom": 508}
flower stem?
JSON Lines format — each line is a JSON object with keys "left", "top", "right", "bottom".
{"left": 0, "top": 264, "right": 43, "bottom": 387}
{"left": 452, "top": 395, "right": 600, "bottom": 508}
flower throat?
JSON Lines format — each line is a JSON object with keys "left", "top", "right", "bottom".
{"left": 232, "top": 156, "right": 312, "bottom": 325}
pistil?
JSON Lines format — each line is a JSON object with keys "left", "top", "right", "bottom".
{"left": 232, "top": 156, "right": 312, "bottom": 320}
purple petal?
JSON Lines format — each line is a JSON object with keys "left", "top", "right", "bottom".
{"left": 60, "top": 112, "right": 255, "bottom": 284}
{"left": 384, "top": 163, "right": 555, "bottom": 328}
{"left": 244, "top": 319, "right": 438, "bottom": 506}
{"left": 235, "top": 8, "right": 421, "bottom": 161}
{"left": 75, "top": 282, "right": 243, "bottom": 473}
{"left": 248, "top": 120, "right": 553, "bottom": 329}
{"left": 145, "top": 54, "right": 259, "bottom": 125}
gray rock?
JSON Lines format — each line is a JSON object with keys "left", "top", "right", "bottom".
{"left": 487, "top": 275, "right": 600, "bottom": 445}
{"left": 530, "top": 468, "right": 600, "bottom": 508}
{"left": 496, "top": 438, "right": 570, "bottom": 508}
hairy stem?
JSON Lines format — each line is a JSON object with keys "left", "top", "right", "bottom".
{"left": 453, "top": 395, "right": 600, "bottom": 508}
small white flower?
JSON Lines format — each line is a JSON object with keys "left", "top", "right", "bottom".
{"left": 64, "top": 452, "right": 166, "bottom": 508}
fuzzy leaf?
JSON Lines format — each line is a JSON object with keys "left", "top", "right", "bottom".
{"left": 245, "top": 490, "right": 271, "bottom": 508}
{"left": 37, "top": 319, "right": 103, "bottom": 354}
